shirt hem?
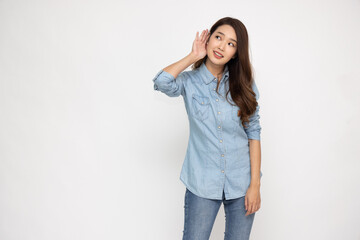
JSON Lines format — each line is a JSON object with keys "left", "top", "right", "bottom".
{"left": 180, "top": 175, "right": 247, "bottom": 201}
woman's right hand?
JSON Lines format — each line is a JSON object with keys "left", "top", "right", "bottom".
{"left": 191, "top": 29, "right": 210, "bottom": 60}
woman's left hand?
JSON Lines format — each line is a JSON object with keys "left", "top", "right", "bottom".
{"left": 244, "top": 184, "right": 261, "bottom": 216}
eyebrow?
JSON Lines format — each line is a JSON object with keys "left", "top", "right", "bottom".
{"left": 216, "top": 31, "right": 237, "bottom": 43}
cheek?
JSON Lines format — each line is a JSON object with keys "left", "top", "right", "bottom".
{"left": 228, "top": 49, "right": 237, "bottom": 58}
{"left": 207, "top": 43, "right": 217, "bottom": 53}
{"left": 207, "top": 40, "right": 215, "bottom": 49}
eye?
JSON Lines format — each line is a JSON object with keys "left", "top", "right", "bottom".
{"left": 216, "top": 35, "right": 236, "bottom": 47}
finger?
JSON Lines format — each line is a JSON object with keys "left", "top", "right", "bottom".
{"left": 252, "top": 203, "right": 256, "bottom": 213}
{"left": 203, "top": 29, "right": 209, "bottom": 42}
{"left": 248, "top": 203, "right": 254, "bottom": 214}
{"left": 244, "top": 197, "right": 248, "bottom": 211}
{"left": 248, "top": 205, "right": 252, "bottom": 214}
{"left": 200, "top": 30, "right": 205, "bottom": 42}
{"left": 200, "top": 30, "right": 205, "bottom": 40}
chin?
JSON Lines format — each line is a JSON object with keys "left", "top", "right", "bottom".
{"left": 209, "top": 56, "right": 226, "bottom": 65}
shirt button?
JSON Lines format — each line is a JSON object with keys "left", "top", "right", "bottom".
{"left": 218, "top": 126, "right": 221, "bottom": 129}
{"left": 216, "top": 99, "right": 219, "bottom": 101}
{"left": 221, "top": 170, "right": 224, "bottom": 173}
{"left": 201, "top": 102, "right": 204, "bottom": 104}
{"left": 213, "top": 88, "right": 216, "bottom": 91}
{"left": 218, "top": 111, "right": 221, "bottom": 114}
{"left": 221, "top": 154, "right": 224, "bottom": 157}
{"left": 220, "top": 139, "right": 223, "bottom": 143}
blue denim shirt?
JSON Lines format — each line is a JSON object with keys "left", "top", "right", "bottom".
{"left": 152, "top": 61, "right": 262, "bottom": 200}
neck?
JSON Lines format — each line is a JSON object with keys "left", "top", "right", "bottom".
{"left": 205, "top": 58, "right": 224, "bottom": 79}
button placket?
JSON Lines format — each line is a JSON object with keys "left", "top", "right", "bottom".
{"left": 210, "top": 81, "right": 226, "bottom": 177}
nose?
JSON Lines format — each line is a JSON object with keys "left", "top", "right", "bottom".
{"left": 218, "top": 41, "right": 226, "bottom": 52}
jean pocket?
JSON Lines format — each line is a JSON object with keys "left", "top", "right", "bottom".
{"left": 192, "top": 94, "right": 210, "bottom": 121}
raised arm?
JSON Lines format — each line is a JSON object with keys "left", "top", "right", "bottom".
{"left": 152, "top": 29, "right": 210, "bottom": 97}
{"left": 152, "top": 53, "right": 198, "bottom": 97}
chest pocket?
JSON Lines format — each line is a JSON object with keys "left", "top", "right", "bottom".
{"left": 192, "top": 94, "right": 210, "bottom": 121}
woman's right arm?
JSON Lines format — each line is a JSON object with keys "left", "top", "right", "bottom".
{"left": 152, "top": 53, "right": 200, "bottom": 97}
{"left": 152, "top": 29, "right": 210, "bottom": 97}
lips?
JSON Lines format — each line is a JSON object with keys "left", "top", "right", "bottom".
{"left": 213, "top": 51, "right": 223, "bottom": 58}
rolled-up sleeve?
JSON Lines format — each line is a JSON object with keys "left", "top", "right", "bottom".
{"left": 244, "top": 81, "right": 262, "bottom": 140}
{"left": 152, "top": 69, "right": 186, "bottom": 97}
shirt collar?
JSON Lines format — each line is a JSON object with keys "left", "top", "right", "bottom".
{"left": 199, "top": 61, "right": 229, "bottom": 85}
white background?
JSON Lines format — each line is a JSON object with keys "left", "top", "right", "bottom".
{"left": 1, "top": 0, "right": 360, "bottom": 239}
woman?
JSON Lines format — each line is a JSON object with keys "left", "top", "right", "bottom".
{"left": 152, "top": 17, "right": 263, "bottom": 240}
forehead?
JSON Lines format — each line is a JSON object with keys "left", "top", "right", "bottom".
{"left": 215, "top": 25, "right": 237, "bottom": 41}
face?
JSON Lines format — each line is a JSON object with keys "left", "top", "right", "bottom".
{"left": 206, "top": 24, "right": 238, "bottom": 66}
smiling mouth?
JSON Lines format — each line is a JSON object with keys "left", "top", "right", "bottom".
{"left": 213, "top": 51, "right": 224, "bottom": 58}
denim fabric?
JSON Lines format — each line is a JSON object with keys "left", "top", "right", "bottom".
{"left": 153, "top": 62, "right": 262, "bottom": 200}
{"left": 182, "top": 188, "right": 255, "bottom": 240}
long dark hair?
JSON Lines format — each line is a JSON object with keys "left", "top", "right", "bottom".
{"left": 191, "top": 17, "right": 258, "bottom": 129}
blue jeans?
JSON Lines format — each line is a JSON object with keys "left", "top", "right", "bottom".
{"left": 182, "top": 188, "right": 255, "bottom": 240}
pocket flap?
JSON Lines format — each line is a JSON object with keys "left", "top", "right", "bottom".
{"left": 192, "top": 94, "right": 210, "bottom": 105}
